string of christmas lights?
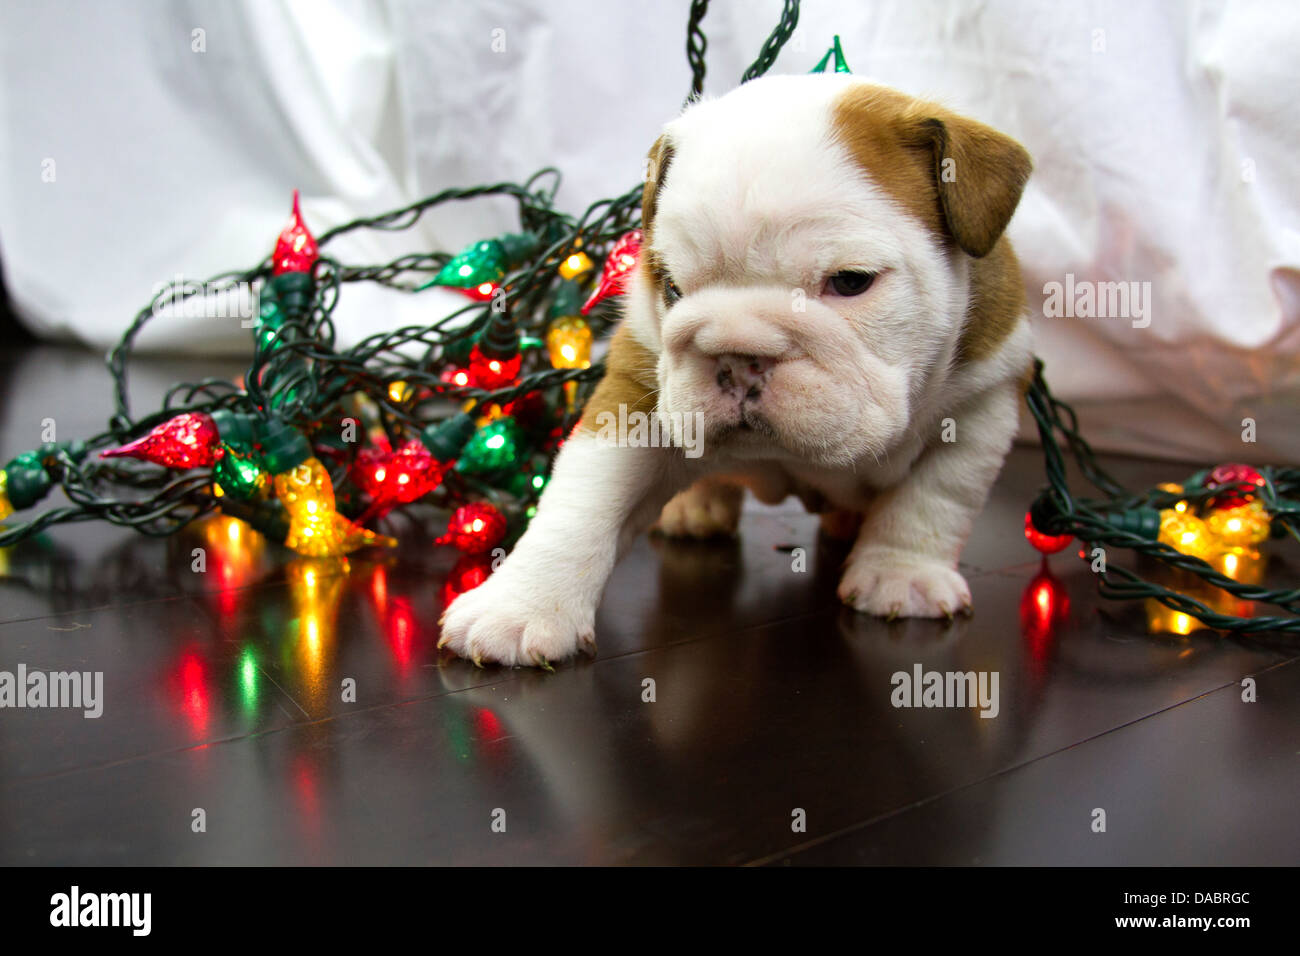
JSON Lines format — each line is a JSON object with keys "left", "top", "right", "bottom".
{"left": 1023, "top": 359, "right": 1300, "bottom": 634}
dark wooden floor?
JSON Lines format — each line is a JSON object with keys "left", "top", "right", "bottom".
{"left": 0, "top": 343, "right": 1297, "bottom": 865}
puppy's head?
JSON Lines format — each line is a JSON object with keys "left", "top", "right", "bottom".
{"left": 632, "top": 74, "right": 1031, "bottom": 466}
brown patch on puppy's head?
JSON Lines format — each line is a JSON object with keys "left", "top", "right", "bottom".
{"left": 642, "top": 134, "right": 675, "bottom": 243}
{"left": 830, "top": 84, "right": 1032, "bottom": 258}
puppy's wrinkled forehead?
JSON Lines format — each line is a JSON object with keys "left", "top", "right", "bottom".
{"left": 642, "top": 74, "right": 1031, "bottom": 279}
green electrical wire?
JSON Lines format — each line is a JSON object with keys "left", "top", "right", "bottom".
{"left": 1025, "top": 358, "right": 1300, "bottom": 635}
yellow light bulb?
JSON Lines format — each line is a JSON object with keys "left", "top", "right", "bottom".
{"left": 546, "top": 315, "right": 593, "bottom": 370}
{"left": 273, "top": 457, "right": 396, "bottom": 557}
{"left": 1205, "top": 501, "right": 1269, "bottom": 548}
{"left": 558, "top": 251, "right": 595, "bottom": 280}
{"left": 1158, "top": 509, "right": 1215, "bottom": 561}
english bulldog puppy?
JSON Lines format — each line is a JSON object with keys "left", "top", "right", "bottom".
{"left": 439, "top": 73, "right": 1033, "bottom": 667}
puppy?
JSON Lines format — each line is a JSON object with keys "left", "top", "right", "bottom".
{"left": 439, "top": 73, "right": 1033, "bottom": 666}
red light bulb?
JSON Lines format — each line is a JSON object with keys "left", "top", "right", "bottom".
{"left": 1024, "top": 509, "right": 1073, "bottom": 554}
{"left": 271, "top": 190, "right": 319, "bottom": 276}
{"left": 100, "top": 412, "right": 222, "bottom": 469}
{"left": 581, "top": 229, "right": 642, "bottom": 315}
{"left": 467, "top": 345, "right": 521, "bottom": 390}
{"left": 1204, "top": 463, "right": 1266, "bottom": 511}
{"left": 351, "top": 439, "right": 449, "bottom": 512}
{"left": 435, "top": 502, "right": 507, "bottom": 554}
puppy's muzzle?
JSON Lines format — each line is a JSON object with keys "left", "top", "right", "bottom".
{"left": 715, "top": 354, "right": 774, "bottom": 401}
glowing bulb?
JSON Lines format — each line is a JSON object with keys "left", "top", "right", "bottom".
{"left": 546, "top": 315, "right": 593, "bottom": 370}
{"left": 273, "top": 457, "right": 396, "bottom": 557}
{"left": 558, "top": 251, "right": 594, "bottom": 280}
{"left": 1158, "top": 509, "right": 1214, "bottom": 561}
{"left": 1205, "top": 501, "right": 1269, "bottom": 548}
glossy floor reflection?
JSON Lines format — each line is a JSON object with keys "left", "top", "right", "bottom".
{"left": 0, "top": 345, "right": 1297, "bottom": 864}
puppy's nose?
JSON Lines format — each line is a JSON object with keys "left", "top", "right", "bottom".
{"left": 715, "top": 354, "right": 773, "bottom": 398}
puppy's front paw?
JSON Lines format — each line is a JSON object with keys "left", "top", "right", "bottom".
{"left": 438, "top": 569, "right": 596, "bottom": 667}
{"left": 838, "top": 551, "right": 972, "bottom": 620}
{"left": 653, "top": 480, "right": 743, "bottom": 539}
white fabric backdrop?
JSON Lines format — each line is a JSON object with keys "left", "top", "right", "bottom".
{"left": 1, "top": 0, "right": 1297, "bottom": 462}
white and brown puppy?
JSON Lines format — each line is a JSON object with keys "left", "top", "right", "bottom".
{"left": 439, "top": 73, "right": 1033, "bottom": 666}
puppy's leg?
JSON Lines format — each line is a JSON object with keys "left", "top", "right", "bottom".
{"left": 838, "top": 382, "right": 1020, "bottom": 619}
{"left": 654, "top": 476, "right": 744, "bottom": 538}
{"left": 439, "top": 324, "right": 684, "bottom": 666}
{"left": 439, "top": 434, "right": 683, "bottom": 665}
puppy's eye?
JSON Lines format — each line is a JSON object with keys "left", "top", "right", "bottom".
{"left": 664, "top": 278, "right": 683, "bottom": 305}
{"left": 826, "top": 271, "right": 877, "bottom": 297}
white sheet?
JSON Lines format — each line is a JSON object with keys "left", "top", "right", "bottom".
{"left": 1, "top": 0, "right": 1296, "bottom": 462}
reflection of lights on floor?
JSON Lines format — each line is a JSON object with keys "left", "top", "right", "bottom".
{"left": 387, "top": 597, "right": 415, "bottom": 671}
{"left": 1019, "top": 562, "right": 1069, "bottom": 666}
{"left": 239, "top": 647, "right": 259, "bottom": 714}
{"left": 195, "top": 514, "right": 266, "bottom": 618}
{"left": 286, "top": 557, "right": 349, "bottom": 715}
{"left": 177, "top": 651, "right": 210, "bottom": 737}
{"left": 370, "top": 565, "right": 389, "bottom": 616}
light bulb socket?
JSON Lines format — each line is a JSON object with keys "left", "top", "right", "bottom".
{"left": 1027, "top": 490, "right": 1069, "bottom": 537}
{"left": 549, "top": 279, "right": 584, "bottom": 321}
{"left": 498, "top": 232, "right": 540, "bottom": 267}
{"left": 267, "top": 272, "right": 315, "bottom": 322}
{"left": 261, "top": 419, "right": 313, "bottom": 474}
{"left": 210, "top": 410, "right": 260, "bottom": 451}
{"left": 2, "top": 454, "right": 52, "bottom": 510}
{"left": 478, "top": 309, "right": 520, "bottom": 361}
{"left": 1103, "top": 506, "right": 1161, "bottom": 540}
{"left": 421, "top": 412, "right": 477, "bottom": 462}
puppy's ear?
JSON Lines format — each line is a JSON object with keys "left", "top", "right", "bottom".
{"left": 832, "top": 86, "right": 1031, "bottom": 258}
{"left": 642, "top": 134, "right": 675, "bottom": 240}
{"left": 906, "top": 111, "right": 1032, "bottom": 258}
